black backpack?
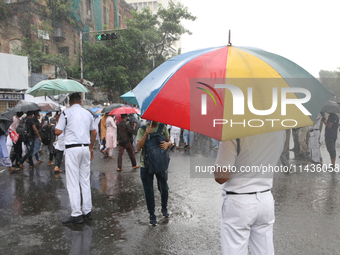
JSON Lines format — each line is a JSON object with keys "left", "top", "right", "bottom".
{"left": 40, "top": 125, "right": 52, "bottom": 145}
{"left": 141, "top": 123, "right": 170, "bottom": 175}
{"left": 16, "top": 119, "right": 29, "bottom": 143}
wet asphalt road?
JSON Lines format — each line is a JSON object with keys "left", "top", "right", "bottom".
{"left": 1, "top": 136, "right": 340, "bottom": 254}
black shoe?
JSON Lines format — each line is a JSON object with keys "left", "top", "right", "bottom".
{"left": 149, "top": 214, "right": 157, "bottom": 226}
{"left": 161, "top": 208, "right": 170, "bottom": 218}
{"left": 62, "top": 215, "right": 84, "bottom": 225}
{"left": 83, "top": 212, "right": 93, "bottom": 221}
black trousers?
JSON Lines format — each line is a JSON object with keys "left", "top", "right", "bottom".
{"left": 10, "top": 141, "right": 22, "bottom": 167}
{"left": 55, "top": 149, "right": 63, "bottom": 168}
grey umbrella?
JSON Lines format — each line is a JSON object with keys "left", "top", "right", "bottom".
{"left": 102, "top": 103, "right": 126, "bottom": 114}
{"left": 320, "top": 101, "right": 340, "bottom": 113}
{"left": 0, "top": 109, "right": 15, "bottom": 135}
{"left": 11, "top": 102, "right": 41, "bottom": 113}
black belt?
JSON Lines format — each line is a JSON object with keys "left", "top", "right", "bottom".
{"left": 226, "top": 189, "right": 270, "bottom": 195}
{"left": 309, "top": 129, "right": 319, "bottom": 132}
{"left": 65, "top": 144, "right": 89, "bottom": 149}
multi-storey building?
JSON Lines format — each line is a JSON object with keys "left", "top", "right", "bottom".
{"left": 0, "top": 0, "right": 133, "bottom": 78}
{"left": 0, "top": 0, "right": 133, "bottom": 109}
{"left": 124, "top": 0, "right": 181, "bottom": 54}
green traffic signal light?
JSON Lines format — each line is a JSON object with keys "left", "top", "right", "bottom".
{"left": 98, "top": 33, "right": 119, "bottom": 41}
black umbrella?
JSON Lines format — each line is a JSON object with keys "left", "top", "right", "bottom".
{"left": 11, "top": 102, "right": 41, "bottom": 113}
{"left": 320, "top": 101, "right": 340, "bottom": 113}
{"left": 102, "top": 103, "right": 125, "bottom": 114}
{"left": 0, "top": 109, "right": 15, "bottom": 135}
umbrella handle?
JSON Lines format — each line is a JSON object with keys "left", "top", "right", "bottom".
{"left": 148, "top": 121, "right": 152, "bottom": 139}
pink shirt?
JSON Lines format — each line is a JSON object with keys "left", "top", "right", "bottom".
{"left": 10, "top": 115, "right": 20, "bottom": 131}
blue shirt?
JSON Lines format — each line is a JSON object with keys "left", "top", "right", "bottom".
{"left": 325, "top": 113, "right": 339, "bottom": 139}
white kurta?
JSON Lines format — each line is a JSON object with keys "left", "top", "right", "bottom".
{"left": 309, "top": 113, "right": 322, "bottom": 162}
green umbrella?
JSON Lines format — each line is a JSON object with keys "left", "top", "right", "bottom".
{"left": 27, "top": 79, "right": 90, "bottom": 97}
{"left": 120, "top": 91, "right": 139, "bottom": 106}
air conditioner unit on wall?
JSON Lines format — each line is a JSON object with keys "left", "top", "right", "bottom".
{"left": 53, "top": 28, "right": 66, "bottom": 41}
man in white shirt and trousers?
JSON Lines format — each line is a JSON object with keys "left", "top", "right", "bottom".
{"left": 214, "top": 131, "right": 285, "bottom": 255}
{"left": 309, "top": 113, "right": 322, "bottom": 164}
{"left": 55, "top": 93, "right": 97, "bottom": 224}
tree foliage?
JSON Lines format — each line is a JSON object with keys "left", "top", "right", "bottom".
{"left": 83, "top": 2, "right": 196, "bottom": 98}
{"left": 13, "top": 22, "right": 70, "bottom": 76}
{"left": 0, "top": 1, "right": 8, "bottom": 21}
{"left": 319, "top": 69, "right": 340, "bottom": 101}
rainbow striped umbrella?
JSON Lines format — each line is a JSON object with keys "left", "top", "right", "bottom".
{"left": 133, "top": 45, "right": 333, "bottom": 141}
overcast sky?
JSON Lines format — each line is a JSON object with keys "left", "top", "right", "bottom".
{"left": 180, "top": 0, "right": 339, "bottom": 78}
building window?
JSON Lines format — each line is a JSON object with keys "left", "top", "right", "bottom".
{"left": 58, "top": 47, "right": 69, "bottom": 56}
{"left": 0, "top": 101, "right": 18, "bottom": 112}
{"left": 74, "top": 35, "right": 77, "bottom": 55}
{"left": 103, "top": 7, "right": 107, "bottom": 25}
{"left": 9, "top": 40, "right": 21, "bottom": 54}
{"left": 42, "top": 45, "right": 49, "bottom": 55}
{"left": 153, "top": 1, "right": 157, "bottom": 11}
{"left": 86, "top": 0, "right": 92, "bottom": 19}
{"left": 0, "top": 102, "right": 6, "bottom": 113}
{"left": 8, "top": 101, "right": 18, "bottom": 108}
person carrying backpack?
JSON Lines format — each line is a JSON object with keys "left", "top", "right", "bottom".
{"left": 136, "top": 121, "right": 171, "bottom": 226}
{"left": 18, "top": 111, "right": 41, "bottom": 169}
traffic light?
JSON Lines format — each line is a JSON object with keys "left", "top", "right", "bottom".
{"left": 98, "top": 33, "right": 119, "bottom": 41}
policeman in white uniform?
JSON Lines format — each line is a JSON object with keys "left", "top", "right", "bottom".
{"left": 55, "top": 93, "right": 97, "bottom": 224}
{"left": 214, "top": 131, "right": 285, "bottom": 255}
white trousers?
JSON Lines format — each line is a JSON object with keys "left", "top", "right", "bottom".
{"left": 221, "top": 191, "right": 275, "bottom": 255}
{"left": 65, "top": 146, "right": 92, "bottom": 217}
{"left": 298, "top": 126, "right": 309, "bottom": 153}
{"left": 6, "top": 136, "right": 13, "bottom": 157}
{"left": 309, "top": 130, "right": 320, "bottom": 162}
{"left": 170, "top": 131, "right": 180, "bottom": 147}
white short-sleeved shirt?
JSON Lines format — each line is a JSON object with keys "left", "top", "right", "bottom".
{"left": 56, "top": 104, "right": 96, "bottom": 146}
{"left": 215, "top": 131, "right": 285, "bottom": 193}
{"left": 170, "top": 126, "right": 181, "bottom": 133}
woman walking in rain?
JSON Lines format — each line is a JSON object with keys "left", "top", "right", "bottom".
{"left": 105, "top": 115, "right": 117, "bottom": 159}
